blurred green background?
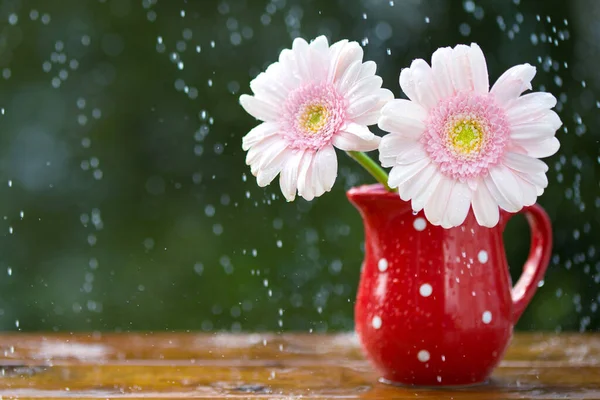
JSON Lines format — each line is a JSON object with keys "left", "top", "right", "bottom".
{"left": 0, "top": 0, "right": 598, "bottom": 332}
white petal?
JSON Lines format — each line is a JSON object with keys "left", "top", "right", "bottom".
{"left": 342, "top": 122, "right": 377, "bottom": 140}
{"left": 311, "top": 160, "right": 326, "bottom": 197}
{"left": 240, "top": 95, "right": 279, "bottom": 122}
{"left": 514, "top": 170, "right": 548, "bottom": 190}
{"left": 467, "top": 178, "right": 479, "bottom": 191}
{"left": 250, "top": 66, "right": 290, "bottom": 104}
{"left": 256, "top": 137, "right": 288, "bottom": 169}
{"left": 510, "top": 122, "right": 558, "bottom": 141}
{"left": 352, "top": 89, "right": 394, "bottom": 125}
{"left": 347, "top": 95, "right": 381, "bottom": 119}
{"left": 332, "top": 132, "right": 376, "bottom": 151}
{"left": 297, "top": 151, "right": 317, "bottom": 201}
{"left": 449, "top": 44, "right": 472, "bottom": 92}
{"left": 333, "top": 123, "right": 380, "bottom": 151}
{"left": 337, "top": 60, "right": 362, "bottom": 94}
{"left": 424, "top": 176, "right": 455, "bottom": 226}
{"left": 483, "top": 174, "right": 516, "bottom": 213}
{"left": 314, "top": 145, "right": 338, "bottom": 193}
{"left": 538, "top": 111, "right": 562, "bottom": 130}
{"left": 327, "top": 39, "right": 348, "bottom": 80}
{"left": 488, "top": 166, "right": 523, "bottom": 212}
{"left": 442, "top": 181, "right": 473, "bottom": 228}
{"left": 379, "top": 134, "right": 408, "bottom": 168}
{"left": 298, "top": 151, "right": 314, "bottom": 201}
{"left": 329, "top": 41, "right": 363, "bottom": 84}
{"left": 468, "top": 43, "right": 489, "bottom": 94}
{"left": 490, "top": 64, "right": 537, "bottom": 107}
{"left": 310, "top": 35, "right": 329, "bottom": 50}
{"left": 398, "top": 163, "right": 437, "bottom": 203}
{"left": 409, "top": 59, "right": 439, "bottom": 109}
{"left": 506, "top": 92, "right": 557, "bottom": 125}
{"left": 513, "top": 137, "right": 560, "bottom": 158}
{"left": 400, "top": 59, "right": 438, "bottom": 109}
{"left": 431, "top": 47, "right": 454, "bottom": 100}
{"left": 378, "top": 99, "right": 427, "bottom": 138}
{"left": 388, "top": 158, "right": 430, "bottom": 189}
{"left": 291, "top": 37, "right": 312, "bottom": 81}
{"left": 308, "top": 36, "right": 330, "bottom": 81}
{"left": 276, "top": 51, "right": 303, "bottom": 90}
{"left": 250, "top": 161, "right": 259, "bottom": 177}
{"left": 309, "top": 36, "right": 329, "bottom": 55}
{"left": 381, "top": 98, "right": 429, "bottom": 122}
{"left": 242, "top": 122, "right": 279, "bottom": 151}
{"left": 472, "top": 182, "right": 500, "bottom": 227}
{"left": 514, "top": 174, "right": 538, "bottom": 207}
{"left": 326, "top": 39, "right": 347, "bottom": 82}
{"left": 358, "top": 61, "right": 377, "bottom": 80}
{"left": 412, "top": 171, "right": 443, "bottom": 212}
{"left": 279, "top": 150, "right": 304, "bottom": 202}
{"left": 257, "top": 146, "right": 291, "bottom": 187}
{"left": 392, "top": 140, "right": 427, "bottom": 165}
{"left": 379, "top": 134, "right": 422, "bottom": 168}
{"left": 246, "top": 135, "right": 279, "bottom": 166}
{"left": 347, "top": 76, "right": 383, "bottom": 104}
{"left": 399, "top": 67, "right": 418, "bottom": 103}
{"left": 503, "top": 152, "right": 549, "bottom": 174}
{"left": 443, "top": 42, "right": 490, "bottom": 94}
{"left": 352, "top": 111, "right": 384, "bottom": 126}
{"left": 278, "top": 48, "right": 295, "bottom": 68}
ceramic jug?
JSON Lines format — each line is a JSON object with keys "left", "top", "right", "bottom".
{"left": 347, "top": 183, "right": 552, "bottom": 386}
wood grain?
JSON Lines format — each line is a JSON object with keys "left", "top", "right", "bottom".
{"left": 0, "top": 333, "right": 598, "bottom": 399}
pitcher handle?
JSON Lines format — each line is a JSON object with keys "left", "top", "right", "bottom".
{"left": 510, "top": 203, "right": 553, "bottom": 323}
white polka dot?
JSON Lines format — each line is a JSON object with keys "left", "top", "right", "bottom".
{"left": 372, "top": 316, "right": 382, "bottom": 329}
{"left": 437, "top": 376, "right": 442, "bottom": 383}
{"left": 419, "top": 283, "right": 432, "bottom": 297}
{"left": 482, "top": 311, "right": 492, "bottom": 324}
{"left": 378, "top": 258, "right": 388, "bottom": 272}
{"left": 478, "top": 250, "right": 489, "bottom": 264}
{"left": 413, "top": 217, "right": 427, "bottom": 231}
{"left": 417, "top": 349, "right": 430, "bottom": 362}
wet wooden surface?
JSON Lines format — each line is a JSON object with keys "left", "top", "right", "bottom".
{"left": 0, "top": 333, "right": 598, "bottom": 399}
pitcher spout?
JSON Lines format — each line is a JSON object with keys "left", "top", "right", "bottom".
{"left": 347, "top": 184, "right": 412, "bottom": 223}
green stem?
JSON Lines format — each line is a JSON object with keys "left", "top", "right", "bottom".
{"left": 346, "top": 151, "right": 393, "bottom": 192}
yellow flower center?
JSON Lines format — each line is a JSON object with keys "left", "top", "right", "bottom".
{"left": 449, "top": 119, "right": 484, "bottom": 155}
{"left": 300, "top": 104, "right": 329, "bottom": 134}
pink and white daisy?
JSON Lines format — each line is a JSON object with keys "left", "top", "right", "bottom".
{"left": 378, "top": 43, "right": 561, "bottom": 228}
{"left": 240, "top": 36, "right": 393, "bottom": 201}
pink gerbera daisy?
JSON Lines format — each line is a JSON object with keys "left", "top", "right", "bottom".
{"left": 240, "top": 36, "right": 393, "bottom": 201}
{"left": 378, "top": 43, "right": 561, "bottom": 228}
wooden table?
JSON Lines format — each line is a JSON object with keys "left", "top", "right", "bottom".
{"left": 0, "top": 333, "right": 598, "bottom": 399}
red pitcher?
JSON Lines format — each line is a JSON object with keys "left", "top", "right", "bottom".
{"left": 347, "top": 183, "right": 552, "bottom": 386}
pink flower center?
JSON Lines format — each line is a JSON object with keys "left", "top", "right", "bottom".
{"left": 421, "top": 92, "right": 510, "bottom": 181}
{"left": 281, "top": 82, "right": 346, "bottom": 150}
